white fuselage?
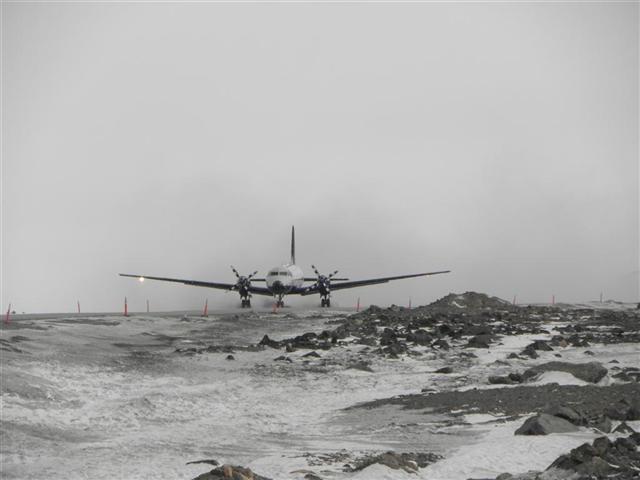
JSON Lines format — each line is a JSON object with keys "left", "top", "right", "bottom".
{"left": 265, "top": 264, "right": 304, "bottom": 293}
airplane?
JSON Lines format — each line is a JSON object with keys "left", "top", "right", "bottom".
{"left": 119, "top": 227, "right": 450, "bottom": 308}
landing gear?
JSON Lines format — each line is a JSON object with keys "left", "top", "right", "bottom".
{"left": 276, "top": 300, "right": 285, "bottom": 308}
{"left": 321, "top": 297, "right": 331, "bottom": 308}
{"left": 241, "top": 298, "right": 251, "bottom": 308}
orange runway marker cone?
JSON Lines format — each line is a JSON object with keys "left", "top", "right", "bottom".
{"left": 124, "top": 297, "right": 129, "bottom": 317}
{"left": 4, "top": 304, "right": 11, "bottom": 324}
{"left": 203, "top": 299, "right": 208, "bottom": 317}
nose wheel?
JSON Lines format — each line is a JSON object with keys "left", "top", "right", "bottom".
{"left": 241, "top": 299, "right": 251, "bottom": 308}
{"left": 321, "top": 297, "right": 331, "bottom": 308}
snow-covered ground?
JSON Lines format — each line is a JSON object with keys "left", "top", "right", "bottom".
{"left": 1, "top": 310, "right": 638, "bottom": 479}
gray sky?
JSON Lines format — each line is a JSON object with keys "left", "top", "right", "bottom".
{"left": 2, "top": 2, "right": 638, "bottom": 313}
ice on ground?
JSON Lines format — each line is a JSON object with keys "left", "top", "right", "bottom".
{"left": 529, "top": 371, "right": 590, "bottom": 386}
{"left": 422, "top": 419, "right": 597, "bottom": 480}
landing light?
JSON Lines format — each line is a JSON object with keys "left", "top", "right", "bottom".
{"left": 139, "top": 277, "right": 145, "bottom": 283}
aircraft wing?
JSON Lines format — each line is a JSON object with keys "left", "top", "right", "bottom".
{"left": 299, "top": 270, "right": 451, "bottom": 295}
{"left": 118, "top": 274, "right": 272, "bottom": 295}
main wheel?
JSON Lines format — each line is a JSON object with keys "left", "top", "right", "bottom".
{"left": 246, "top": 299, "right": 251, "bottom": 308}
{"left": 277, "top": 300, "right": 284, "bottom": 308}
{"left": 326, "top": 298, "right": 331, "bottom": 308}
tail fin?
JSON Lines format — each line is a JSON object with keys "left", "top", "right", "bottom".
{"left": 290, "top": 226, "right": 296, "bottom": 265}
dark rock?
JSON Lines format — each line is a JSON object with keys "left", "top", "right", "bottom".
{"left": 604, "top": 399, "right": 639, "bottom": 420}
{"left": 186, "top": 459, "right": 220, "bottom": 466}
{"left": 544, "top": 405, "right": 584, "bottom": 425}
{"left": 584, "top": 350, "right": 595, "bottom": 356}
{"left": 380, "top": 328, "right": 398, "bottom": 346}
{"left": 303, "top": 351, "right": 321, "bottom": 358}
{"left": 285, "top": 343, "right": 296, "bottom": 353}
{"left": 613, "top": 422, "right": 636, "bottom": 434}
{"left": 592, "top": 415, "right": 612, "bottom": 433}
{"left": 527, "top": 340, "right": 553, "bottom": 351}
{"left": 348, "top": 451, "right": 441, "bottom": 473}
{"left": 225, "top": 354, "right": 235, "bottom": 361}
{"left": 356, "top": 336, "right": 377, "bottom": 346}
{"left": 520, "top": 345, "right": 539, "bottom": 359}
{"left": 259, "top": 335, "right": 281, "bottom": 349}
{"left": 466, "top": 334, "right": 493, "bottom": 349}
{"left": 193, "top": 464, "right": 272, "bottom": 480}
{"left": 273, "top": 356, "right": 292, "bottom": 363}
{"left": 406, "top": 329, "right": 433, "bottom": 345}
{"left": 436, "top": 324, "right": 454, "bottom": 336}
{"left": 304, "top": 474, "right": 323, "bottom": 480}
{"left": 508, "top": 372, "right": 523, "bottom": 383}
{"left": 432, "top": 339, "right": 450, "bottom": 350}
{"left": 489, "top": 375, "right": 514, "bottom": 385}
{"left": 575, "top": 456, "right": 611, "bottom": 476}
{"left": 592, "top": 436, "right": 612, "bottom": 456}
{"left": 522, "top": 362, "right": 607, "bottom": 384}
{"left": 495, "top": 474, "right": 514, "bottom": 480}
{"left": 514, "top": 413, "right": 580, "bottom": 435}
{"left": 435, "top": 367, "right": 453, "bottom": 374}
{"left": 382, "top": 342, "right": 408, "bottom": 356}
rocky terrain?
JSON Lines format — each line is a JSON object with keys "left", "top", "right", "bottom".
{"left": 189, "top": 292, "right": 640, "bottom": 479}
{"left": 2, "top": 292, "right": 639, "bottom": 480}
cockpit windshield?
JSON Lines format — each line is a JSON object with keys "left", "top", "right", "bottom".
{"left": 269, "top": 270, "right": 291, "bottom": 276}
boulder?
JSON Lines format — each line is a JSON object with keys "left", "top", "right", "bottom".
{"left": 432, "top": 339, "right": 450, "bottom": 350}
{"left": 592, "top": 415, "right": 612, "bottom": 433}
{"left": 350, "top": 451, "right": 441, "bottom": 473}
{"left": 435, "top": 366, "right": 453, "bottom": 374}
{"left": 380, "top": 328, "right": 398, "bottom": 346}
{"left": 193, "top": 464, "right": 272, "bottom": 480}
{"left": 273, "top": 356, "right": 292, "bottom": 363}
{"left": 604, "top": 398, "right": 640, "bottom": 421}
{"left": 489, "top": 375, "right": 514, "bottom": 385}
{"left": 514, "top": 413, "right": 580, "bottom": 435}
{"left": 259, "top": 335, "right": 281, "bottom": 349}
{"left": 544, "top": 405, "right": 584, "bottom": 425}
{"left": 613, "top": 422, "right": 636, "bottom": 434}
{"left": 466, "top": 334, "right": 493, "bottom": 349}
{"left": 406, "top": 329, "right": 432, "bottom": 345}
{"left": 522, "top": 362, "right": 607, "bottom": 384}
{"left": 225, "top": 354, "right": 235, "bottom": 361}
{"left": 526, "top": 340, "right": 553, "bottom": 351}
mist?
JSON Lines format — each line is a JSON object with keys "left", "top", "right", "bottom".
{"left": 2, "top": 2, "right": 638, "bottom": 313}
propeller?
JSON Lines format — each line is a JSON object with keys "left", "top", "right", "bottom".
{"left": 230, "top": 266, "right": 259, "bottom": 295}
{"left": 308, "top": 265, "right": 340, "bottom": 295}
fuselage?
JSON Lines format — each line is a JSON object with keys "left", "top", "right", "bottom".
{"left": 265, "top": 264, "right": 304, "bottom": 294}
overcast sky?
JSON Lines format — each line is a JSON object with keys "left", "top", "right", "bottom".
{"left": 2, "top": 2, "right": 638, "bottom": 313}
